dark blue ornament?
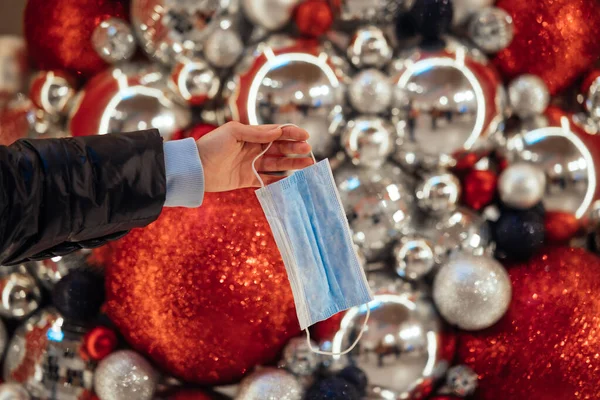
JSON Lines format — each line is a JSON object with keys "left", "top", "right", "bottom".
{"left": 395, "top": 12, "right": 419, "bottom": 39}
{"left": 337, "top": 366, "right": 368, "bottom": 395}
{"left": 52, "top": 269, "right": 105, "bottom": 321}
{"left": 305, "top": 377, "right": 361, "bottom": 400}
{"left": 494, "top": 209, "right": 545, "bottom": 261}
{"left": 410, "top": 0, "right": 453, "bottom": 40}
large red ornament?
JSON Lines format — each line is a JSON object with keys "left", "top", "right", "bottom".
{"left": 458, "top": 247, "right": 600, "bottom": 400}
{"left": 294, "top": 0, "right": 334, "bottom": 38}
{"left": 102, "top": 190, "right": 299, "bottom": 385}
{"left": 494, "top": 0, "right": 600, "bottom": 94}
{"left": 24, "top": 0, "right": 128, "bottom": 78}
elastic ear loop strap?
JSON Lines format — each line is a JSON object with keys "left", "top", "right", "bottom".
{"left": 305, "top": 307, "right": 370, "bottom": 356}
{"left": 251, "top": 123, "right": 317, "bottom": 188}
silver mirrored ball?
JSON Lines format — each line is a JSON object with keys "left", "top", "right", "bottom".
{"left": 342, "top": 117, "right": 395, "bottom": 168}
{"left": 468, "top": 7, "right": 514, "bottom": 53}
{"left": 0, "top": 265, "right": 41, "bottom": 319}
{"left": 416, "top": 172, "right": 461, "bottom": 214}
{"left": 204, "top": 26, "right": 243, "bottom": 68}
{"left": 508, "top": 74, "right": 550, "bottom": 118}
{"left": 498, "top": 162, "right": 546, "bottom": 209}
{"left": 281, "top": 337, "right": 320, "bottom": 376}
{"left": 393, "top": 236, "right": 438, "bottom": 280}
{"left": 432, "top": 207, "right": 492, "bottom": 257}
{"left": 347, "top": 26, "right": 393, "bottom": 69}
{"left": 170, "top": 58, "right": 220, "bottom": 105}
{"left": 92, "top": 17, "right": 136, "bottom": 63}
{"left": 348, "top": 69, "right": 393, "bottom": 115}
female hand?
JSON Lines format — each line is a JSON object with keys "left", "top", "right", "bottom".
{"left": 196, "top": 122, "right": 313, "bottom": 192}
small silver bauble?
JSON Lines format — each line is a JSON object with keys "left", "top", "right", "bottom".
{"left": 0, "top": 383, "right": 30, "bottom": 400}
{"left": 0, "top": 264, "right": 41, "bottom": 319}
{"left": 468, "top": 7, "right": 514, "bottom": 53}
{"left": 347, "top": 26, "right": 393, "bottom": 69}
{"left": 3, "top": 309, "right": 95, "bottom": 399}
{"left": 446, "top": 364, "right": 478, "bottom": 397}
{"left": 348, "top": 69, "right": 393, "bottom": 114}
{"left": 94, "top": 350, "right": 157, "bottom": 400}
{"left": 91, "top": 17, "right": 136, "bottom": 63}
{"left": 241, "top": 0, "right": 300, "bottom": 31}
{"left": 585, "top": 75, "right": 600, "bottom": 121}
{"left": 236, "top": 368, "right": 302, "bottom": 400}
{"left": 342, "top": 117, "right": 395, "bottom": 168}
{"left": 68, "top": 63, "right": 191, "bottom": 139}
{"left": 498, "top": 162, "right": 546, "bottom": 209}
{"left": 170, "top": 58, "right": 220, "bottom": 105}
{"left": 432, "top": 207, "right": 492, "bottom": 257}
{"left": 393, "top": 236, "right": 438, "bottom": 280}
{"left": 415, "top": 172, "right": 461, "bottom": 214}
{"left": 204, "top": 26, "right": 243, "bottom": 68}
{"left": 28, "top": 249, "right": 91, "bottom": 290}
{"left": 131, "top": 0, "right": 231, "bottom": 64}
{"left": 326, "top": 291, "right": 453, "bottom": 399}
{"left": 433, "top": 254, "right": 511, "bottom": 330}
{"left": 281, "top": 337, "right": 320, "bottom": 376}
{"left": 225, "top": 36, "right": 348, "bottom": 159}
{"left": 30, "top": 71, "right": 76, "bottom": 115}
{"left": 333, "top": 0, "right": 414, "bottom": 24}
{"left": 508, "top": 74, "right": 550, "bottom": 119}
{"left": 452, "top": 0, "right": 494, "bottom": 26}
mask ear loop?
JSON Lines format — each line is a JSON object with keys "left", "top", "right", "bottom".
{"left": 251, "top": 123, "right": 316, "bottom": 188}
{"left": 305, "top": 307, "right": 370, "bottom": 356}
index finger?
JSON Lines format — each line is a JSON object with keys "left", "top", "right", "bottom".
{"left": 280, "top": 125, "right": 310, "bottom": 141}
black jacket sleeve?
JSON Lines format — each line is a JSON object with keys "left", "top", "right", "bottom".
{"left": 0, "top": 129, "right": 166, "bottom": 265}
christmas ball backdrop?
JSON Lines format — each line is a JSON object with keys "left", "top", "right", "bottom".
{"left": 24, "top": 0, "right": 128, "bottom": 78}
{"left": 458, "top": 247, "right": 600, "bottom": 400}
{"left": 101, "top": 189, "right": 300, "bottom": 385}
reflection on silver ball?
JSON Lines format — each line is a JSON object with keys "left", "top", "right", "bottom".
{"left": 327, "top": 291, "right": 453, "bottom": 399}
{"left": 204, "top": 26, "right": 243, "bottom": 68}
{"left": 416, "top": 172, "right": 461, "bottom": 214}
{"left": 170, "top": 58, "right": 220, "bottom": 106}
{"left": 28, "top": 250, "right": 91, "bottom": 290}
{"left": 498, "top": 162, "right": 546, "bottom": 209}
{"left": 433, "top": 254, "right": 511, "bottom": 330}
{"left": 585, "top": 76, "right": 600, "bottom": 121}
{"left": 335, "top": 0, "right": 414, "bottom": 24}
{"left": 0, "top": 265, "right": 41, "bottom": 319}
{"left": 348, "top": 69, "right": 392, "bottom": 114}
{"left": 94, "top": 350, "right": 157, "bottom": 400}
{"left": 242, "top": 0, "right": 300, "bottom": 31}
{"left": 0, "top": 383, "right": 30, "bottom": 400}
{"left": 446, "top": 364, "right": 478, "bottom": 397}
{"left": 282, "top": 337, "right": 320, "bottom": 376}
{"left": 92, "top": 18, "right": 136, "bottom": 63}
{"left": 433, "top": 207, "right": 492, "bottom": 257}
{"left": 236, "top": 368, "right": 302, "bottom": 400}
{"left": 347, "top": 26, "right": 393, "bottom": 69}
{"left": 468, "top": 7, "right": 513, "bottom": 53}
{"left": 508, "top": 74, "right": 550, "bottom": 118}
{"left": 393, "top": 236, "right": 437, "bottom": 280}
{"left": 342, "top": 117, "right": 395, "bottom": 168}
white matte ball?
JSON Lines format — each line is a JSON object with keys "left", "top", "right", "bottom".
{"left": 94, "top": 350, "right": 157, "bottom": 400}
{"left": 348, "top": 69, "right": 393, "bottom": 114}
{"left": 498, "top": 162, "right": 546, "bottom": 209}
{"left": 508, "top": 74, "right": 550, "bottom": 118}
{"left": 204, "top": 27, "right": 244, "bottom": 68}
{"left": 433, "top": 254, "right": 512, "bottom": 330}
{"left": 0, "top": 383, "right": 30, "bottom": 400}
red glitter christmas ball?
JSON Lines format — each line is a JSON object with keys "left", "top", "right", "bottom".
{"left": 295, "top": 0, "right": 334, "bottom": 38}
{"left": 457, "top": 247, "right": 600, "bottom": 400}
{"left": 24, "top": 0, "right": 128, "bottom": 78}
{"left": 494, "top": 0, "right": 600, "bottom": 94}
{"left": 102, "top": 190, "right": 300, "bottom": 385}
{"left": 462, "top": 169, "right": 497, "bottom": 211}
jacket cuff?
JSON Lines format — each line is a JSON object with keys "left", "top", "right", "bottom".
{"left": 163, "top": 138, "right": 205, "bottom": 208}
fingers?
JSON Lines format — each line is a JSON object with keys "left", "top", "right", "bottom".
{"left": 265, "top": 140, "right": 312, "bottom": 156}
{"left": 255, "top": 156, "right": 314, "bottom": 172}
{"left": 227, "top": 121, "right": 310, "bottom": 144}
{"left": 279, "top": 125, "right": 310, "bottom": 141}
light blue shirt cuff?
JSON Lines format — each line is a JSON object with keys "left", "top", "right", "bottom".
{"left": 163, "top": 138, "right": 204, "bottom": 208}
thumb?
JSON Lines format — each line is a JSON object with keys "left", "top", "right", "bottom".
{"left": 233, "top": 124, "right": 282, "bottom": 144}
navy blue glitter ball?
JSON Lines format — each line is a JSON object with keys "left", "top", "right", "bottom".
{"left": 410, "top": 0, "right": 453, "bottom": 40}
{"left": 305, "top": 377, "right": 361, "bottom": 400}
{"left": 52, "top": 269, "right": 105, "bottom": 321}
{"left": 494, "top": 208, "right": 545, "bottom": 261}
{"left": 337, "top": 366, "right": 368, "bottom": 395}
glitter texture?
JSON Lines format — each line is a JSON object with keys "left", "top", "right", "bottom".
{"left": 102, "top": 189, "right": 300, "bottom": 385}
{"left": 494, "top": 0, "right": 600, "bottom": 94}
{"left": 457, "top": 247, "right": 600, "bottom": 400}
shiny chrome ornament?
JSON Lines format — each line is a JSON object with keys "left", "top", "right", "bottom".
{"left": 389, "top": 43, "right": 505, "bottom": 165}
{"left": 91, "top": 17, "right": 136, "bottom": 64}
{"left": 95, "top": 351, "right": 157, "bottom": 400}
{"left": 131, "top": 0, "right": 232, "bottom": 64}
{"left": 505, "top": 116, "right": 599, "bottom": 219}
{"left": 508, "top": 74, "right": 550, "bottom": 119}
{"left": 28, "top": 250, "right": 91, "bottom": 290}
{"left": 0, "top": 264, "right": 41, "bottom": 319}
{"left": 68, "top": 63, "right": 191, "bottom": 139}
{"left": 416, "top": 172, "right": 461, "bottom": 214}
{"left": 347, "top": 26, "right": 393, "bottom": 69}
{"left": 348, "top": 69, "right": 393, "bottom": 114}
{"left": 170, "top": 58, "right": 220, "bottom": 105}
{"left": 446, "top": 365, "right": 479, "bottom": 397}
{"left": 498, "top": 162, "right": 546, "bottom": 209}
{"left": 3, "top": 309, "right": 95, "bottom": 399}
{"left": 468, "top": 7, "right": 514, "bottom": 53}
{"left": 342, "top": 117, "right": 395, "bottom": 168}
{"left": 29, "top": 71, "right": 76, "bottom": 116}
{"left": 224, "top": 36, "right": 349, "bottom": 159}
{"left": 393, "top": 236, "right": 439, "bottom": 281}
{"left": 281, "top": 337, "right": 320, "bottom": 376}
{"left": 432, "top": 207, "right": 492, "bottom": 257}
{"left": 326, "top": 291, "right": 455, "bottom": 399}
{"left": 332, "top": 0, "right": 414, "bottom": 24}
{"left": 241, "top": 0, "right": 300, "bottom": 31}
{"left": 204, "top": 25, "right": 244, "bottom": 68}
{"left": 585, "top": 75, "right": 600, "bottom": 121}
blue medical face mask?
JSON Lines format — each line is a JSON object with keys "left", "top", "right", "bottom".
{"left": 252, "top": 126, "right": 373, "bottom": 355}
